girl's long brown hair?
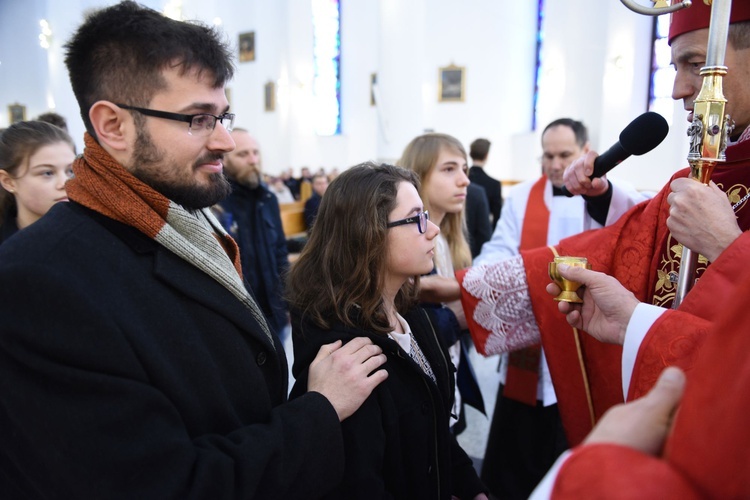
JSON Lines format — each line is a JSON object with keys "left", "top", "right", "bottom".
{"left": 286, "top": 162, "right": 421, "bottom": 335}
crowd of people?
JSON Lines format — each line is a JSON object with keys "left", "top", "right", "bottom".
{"left": 0, "top": 0, "right": 748, "bottom": 498}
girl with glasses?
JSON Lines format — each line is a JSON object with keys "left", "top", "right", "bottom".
{"left": 0, "top": 121, "right": 76, "bottom": 245}
{"left": 287, "top": 162, "right": 487, "bottom": 499}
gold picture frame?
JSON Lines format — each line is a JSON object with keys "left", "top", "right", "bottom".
{"left": 8, "top": 103, "right": 26, "bottom": 124}
{"left": 238, "top": 31, "right": 255, "bottom": 62}
{"left": 264, "top": 81, "right": 276, "bottom": 112}
{"left": 438, "top": 64, "right": 465, "bottom": 102}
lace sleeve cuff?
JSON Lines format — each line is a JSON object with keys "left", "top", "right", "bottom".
{"left": 461, "top": 255, "right": 541, "bottom": 355}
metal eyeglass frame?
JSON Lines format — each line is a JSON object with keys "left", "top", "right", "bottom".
{"left": 115, "top": 104, "right": 235, "bottom": 135}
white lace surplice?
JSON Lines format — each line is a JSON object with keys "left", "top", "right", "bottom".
{"left": 461, "top": 255, "right": 541, "bottom": 355}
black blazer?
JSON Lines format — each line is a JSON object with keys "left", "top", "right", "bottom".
{"left": 0, "top": 205, "right": 19, "bottom": 245}
{"left": 469, "top": 166, "right": 503, "bottom": 230}
{"left": 290, "top": 308, "right": 486, "bottom": 500}
{"left": 0, "top": 202, "right": 344, "bottom": 499}
{"left": 465, "top": 183, "right": 492, "bottom": 258}
{"left": 304, "top": 192, "right": 323, "bottom": 230}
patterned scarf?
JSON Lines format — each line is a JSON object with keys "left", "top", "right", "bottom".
{"left": 66, "top": 133, "right": 275, "bottom": 348}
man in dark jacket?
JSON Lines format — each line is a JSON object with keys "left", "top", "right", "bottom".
{"left": 216, "top": 128, "right": 289, "bottom": 339}
{"left": 304, "top": 173, "right": 328, "bottom": 230}
{"left": 468, "top": 138, "right": 503, "bottom": 230}
{"left": 464, "top": 183, "right": 492, "bottom": 258}
{"left": 0, "top": 2, "right": 387, "bottom": 498}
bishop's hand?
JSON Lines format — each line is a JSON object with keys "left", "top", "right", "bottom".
{"left": 666, "top": 178, "right": 742, "bottom": 263}
{"left": 546, "top": 264, "right": 639, "bottom": 345}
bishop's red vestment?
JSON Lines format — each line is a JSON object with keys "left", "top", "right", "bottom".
{"left": 459, "top": 139, "right": 750, "bottom": 445}
{"left": 550, "top": 258, "right": 750, "bottom": 498}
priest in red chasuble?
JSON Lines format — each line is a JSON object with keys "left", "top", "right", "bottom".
{"left": 458, "top": 0, "right": 750, "bottom": 447}
{"left": 529, "top": 259, "right": 750, "bottom": 498}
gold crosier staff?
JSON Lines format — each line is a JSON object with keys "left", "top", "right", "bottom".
{"left": 621, "top": 0, "right": 734, "bottom": 308}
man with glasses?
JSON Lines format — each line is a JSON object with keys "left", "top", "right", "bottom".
{"left": 473, "top": 118, "right": 647, "bottom": 500}
{"left": 0, "top": 2, "right": 387, "bottom": 498}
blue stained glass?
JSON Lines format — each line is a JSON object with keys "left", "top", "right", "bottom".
{"left": 648, "top": 15, "right": 674, "bottom": 124}
{"left": 312, "top": 0, "right": 341, "bottom": 136}
{"left": 532, "top": 0, "right": 545, "bottom": 131}
{"left": 656, "top": 14, "right": 670, "bottom": 39}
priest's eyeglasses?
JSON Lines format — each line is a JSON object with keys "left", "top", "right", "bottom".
{"left": 387, "top": 211, "right": 430, "bottom": 234}
{"left": 116, "top": 104, "right": 235, "bottom": 136}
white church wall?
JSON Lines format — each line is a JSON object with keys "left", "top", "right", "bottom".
{"left": 0, "top": 0, "right": 692, "bottom": 190}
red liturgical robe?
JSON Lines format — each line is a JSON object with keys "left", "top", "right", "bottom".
{"left": 550, "top": 262, "right": 750, "bottom": 498}
{"left": 460, "top": 138, "right": 750, "bottom": 446}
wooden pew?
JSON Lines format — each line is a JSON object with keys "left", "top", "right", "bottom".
{"left": 279, "top": 201, "right": 306, "bottom": 237}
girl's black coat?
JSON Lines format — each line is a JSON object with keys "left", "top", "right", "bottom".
{"left": 290, "top": 307, "right": 486, "bottom": 500}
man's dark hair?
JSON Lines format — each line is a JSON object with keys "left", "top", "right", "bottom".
{"left": 469, "top": 138, "right": 491, "bottom": 162}
{"left": 64, "top": 0, "right": 234, "bottom": 139}
{"left": 35, "top": 112, "right": 68, "bottom": 131}
{"left": 542, "top": 118, "right": 589, "bottom": 148}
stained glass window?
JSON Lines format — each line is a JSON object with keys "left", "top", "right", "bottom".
{"left": 532, "top": 0, "right": 545, "bottom": 131}
{"left": 649, "top": 14, "right": 675, "bottom": 124}
{"left": 312, "top": 0, "right": 341, "bottom": 136}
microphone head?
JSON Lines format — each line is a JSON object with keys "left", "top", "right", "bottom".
{"left": 619, "top": 111, "right": 669, "bottom": 156}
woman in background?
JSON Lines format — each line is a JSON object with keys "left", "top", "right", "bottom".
{"left": 0, "top": 120, "right": 76, "bottom": 244}
{"left": 288, "top": 162, "right": 486, "bottom": 499}
{"left": 399, "top": 132, "right": 485, "bottom": 432}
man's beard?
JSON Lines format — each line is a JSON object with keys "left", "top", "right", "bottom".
{"left": 225, "top": 162, "right": 261, "bottom": 190}
{"left": 239, "top": 169, "right": 261, "bottom": 190}
{"left": 129, "top": 128, "right": 231, "bottom": 209}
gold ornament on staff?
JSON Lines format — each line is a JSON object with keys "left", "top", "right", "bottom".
{"left": 622, "top": 0, "right": 734, "bottom": 308}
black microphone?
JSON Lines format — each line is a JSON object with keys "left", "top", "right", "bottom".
{"left": 562, "top": 111, "right": 669, "bottom": 197}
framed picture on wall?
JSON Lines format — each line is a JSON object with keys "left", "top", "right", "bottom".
{"left": 438, "top": 64, "right": 465, "bottom": 102}
{"left": 264, "top": 81, "right": 276, "bottom": 112}
{"left": 8, "top": 103, "right": 26, "bottom": 124}
{"left": 238, "top": 31, "right": 255, "bottom": 62}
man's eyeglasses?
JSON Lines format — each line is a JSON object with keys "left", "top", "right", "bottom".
{"left": 387, "top": 211, "right": 430, "bottom": 234}
{"left": 116, "top": 104, "right": 235, "bottom": 136}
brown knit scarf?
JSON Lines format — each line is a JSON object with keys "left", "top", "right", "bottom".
{"left": 66, "top": 133, "right": 275, "bottom": 348}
